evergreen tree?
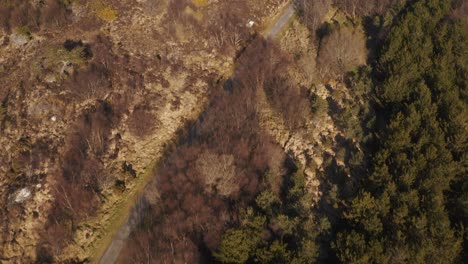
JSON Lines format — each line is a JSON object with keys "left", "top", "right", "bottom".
{"left": 334, "top": 0, "right": 466, "bottom": 262}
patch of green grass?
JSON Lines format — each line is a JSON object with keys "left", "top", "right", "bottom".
{"left": 192, "top": 0, "right": 208, "bottom": 8}
{"left": 91, "top": 1, "right": 118, "bottom": 22}
{"left": 16, "top": 25, "right": 31, "bottom": 37}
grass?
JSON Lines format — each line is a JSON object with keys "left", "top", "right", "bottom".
{"left": 97, "top": 6, "right": 118, "bottom": 22}
{"left": 192, "top": 0, "right": 208, "bottom": 8}
{"left": 90, "top": 1, "right": 118, "bottom": 22}
{"left": 185, "top": 6, "right": 204, "bottom": 22}
{"left": 16, "top": 25, "right": 31, "bottom": 36}
{"left": 88, "top": 161, "right": 158, "bottom": 263}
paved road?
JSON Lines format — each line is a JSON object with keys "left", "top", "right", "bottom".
{"left": 99, "top": 3, "right": 295, "bottom": 264}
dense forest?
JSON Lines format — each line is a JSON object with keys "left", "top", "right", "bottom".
{"left": 118, "top": 0, "right": 467, "bottom": 263}
{"left": 333, "top": 0, "right": 467, "bottom": 262}
{"left": 0, "top": 0, "right": 465, "bottom": 263}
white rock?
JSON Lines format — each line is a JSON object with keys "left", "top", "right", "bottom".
{"left": 51, "top": 116, "right": 57, "bottom": 122}
{"left": 10, "top": 33, "right": 29, "bottom": 46}
{"left": 246, "top": 20, "right": 255, "bottom": 28}
{"left": 44, "top": 74, "right": 57, "bottom": 83}
{"left": 14, "top": 188, "right": 31, "bottom": 203}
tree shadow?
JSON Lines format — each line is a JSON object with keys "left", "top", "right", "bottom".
{"left": 35, "top": 246, "right": 54, "bottom": 264}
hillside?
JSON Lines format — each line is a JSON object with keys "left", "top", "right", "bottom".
{"left": 0, "top": 0, "right": 466, "bottom": 263}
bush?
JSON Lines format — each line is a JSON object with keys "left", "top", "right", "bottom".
{"left": 16, "top": 25, "right": 31, "bottom": 36}
{"left": 296, "top": 0, "right": 332, "bottom": 35}
{"left": 310, "top": 92, "right": 328, "bottom": 119}
{"left": 127, "top": 105, "right": 158, "bottom": 138}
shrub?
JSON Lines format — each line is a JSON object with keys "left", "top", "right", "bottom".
{"left": 310, "top": 92, "right": 328, "bottom": 119}
{"left": 16, "top": 25, "right": 31, "bottom": 36}
{"left": 296, "top": 0, "right": 332, "bottom": 35}
{"left": 97, "top": 6, "right": 118, "bottom": 22}
{"left": 127, "top": 106, "right": 159, "bottom": 138}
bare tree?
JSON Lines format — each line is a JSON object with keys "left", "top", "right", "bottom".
{"left": 297, "top": 0, "right": 332, "bottom": 35}
{"left": 196, "top": 151, "right": 238, "bottom": 197}
{"left": 316, "top": 26, "right": 366, "bottom": 80}
{"left": 452, "top": 0, "right": 468, "bottom": 19}
{"left": 332, "top": 0, "right": 402, "bottom": 18}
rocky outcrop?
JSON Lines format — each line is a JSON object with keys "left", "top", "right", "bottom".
{"left": 0, "top": 1, "right": 296, "bottom": 261}
{"left": 256, "top": 83, "right": 339, "bottom": 203}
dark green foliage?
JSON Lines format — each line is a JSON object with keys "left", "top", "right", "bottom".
{"left": 215, "top": 169, "right": 321, "bottom": 264}
{"left": 333, "top": 0, "right": 467, "bottom": 263}
{"left": 215, "top": 229, "right": 258, "bottom": 264}
{"left": 310, "top": 93, "right": 328, "bottom": 120}
{"left": 119, "top": 1, "right": 465, "bottom": 262}
{"left": 331, "top": 67, "right": 375, "bottom": 142}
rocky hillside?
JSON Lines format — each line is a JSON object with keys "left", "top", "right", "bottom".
{"left": 0, "top": 0, "right": 288, "bottom": 262}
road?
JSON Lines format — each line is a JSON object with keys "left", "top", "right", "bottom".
{"left": 98, "top": 197, "right": 149, "bottom": 264}
{"left": 266, "top": 3, "right": 295, "bottom": 38}
{"left": 98, "top": 3, "right": 295, "bottom": 264}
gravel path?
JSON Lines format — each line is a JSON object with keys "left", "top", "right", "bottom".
{"left": 266, "top": 3, "right": 295, "bottom": 38}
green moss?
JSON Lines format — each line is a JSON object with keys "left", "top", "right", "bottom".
{"left": 0, "top": 104, "right": 5, "bottom": 122}
{"left": 16, "top": 26, "right": 31, "bottom": 37}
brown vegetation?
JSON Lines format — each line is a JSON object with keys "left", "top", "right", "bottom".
{"left": 316, "top": 25, "right": 367, "bottom": 80}
{"left": 118, "top": 38, "right": 294, "bottom": 263}
{"left": 0, "top": 0, "right": 71, "bottom": 33}
{"left": 452, "top": 0, "right": 468, "bottom": 19}
{"left": 332, "top": 0, "right": 404, "bottom": 18}
{"left": 0, "top": 0, "right": 296, "bottom": 262}
{"left": 127, "top": 105, "right": 159, "bottom": 138}
{"left": 165, "top": 0, "right": 252, "bottom": 55}
{"left": 296, "top": 0, "right": 332, "bottom": 35}
{"left": 39, "top": 100, "right": 122, "bottom": 257}
{"left": 36, "top": 36, "right": 129, "bottom": 257}
{"left": 65, "top": 64, "right": 111, "bottom": 99}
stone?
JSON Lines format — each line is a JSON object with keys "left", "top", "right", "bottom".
{"left": 10, "top": 34, "right": 29, "bottom": 47}
{"left": 44, "top": 74, "right": 57, "bottom": 83}
{"left": 14, "top": 188, "right": 31, "bottom": 203}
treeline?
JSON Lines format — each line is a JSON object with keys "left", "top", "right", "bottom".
{"left": 328, "top": 0, "right": 467, "bottom": 262}
{"left": 86, "top": 0, "right": 468, "bottom": 263}
{"left": 118, "top": 0, "right": 467, "bottom": 263}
